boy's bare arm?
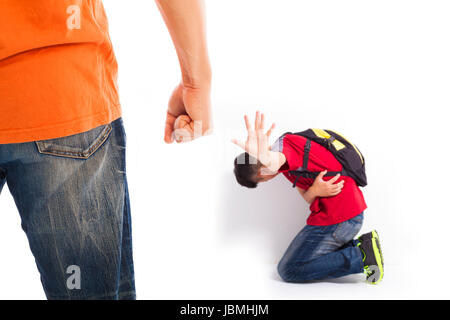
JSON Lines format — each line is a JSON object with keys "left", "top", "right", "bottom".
{"left": 296, "top": 187, "right": 317, "bottom": 205}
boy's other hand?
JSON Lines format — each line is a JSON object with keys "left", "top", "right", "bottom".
{"left": 310, "top": 170, "right": 344, "bottom": 197}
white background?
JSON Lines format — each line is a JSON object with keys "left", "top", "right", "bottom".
{"left": 0, "top": 0, "right": 449, "bottom": 299}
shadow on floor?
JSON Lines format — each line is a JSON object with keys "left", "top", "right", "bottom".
{"left": 218, "top": 173, "right": 308, "bottom": 263}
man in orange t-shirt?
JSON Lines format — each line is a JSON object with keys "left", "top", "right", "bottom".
{"left": 0, "top": 0, "right": 212, "bottom": 299}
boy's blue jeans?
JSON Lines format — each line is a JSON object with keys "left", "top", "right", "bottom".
{"left": 0, "top": 118, "right": 135, "bottom": 299}
{"left": 278, "top": 212, "right": 364, "bottom": 283}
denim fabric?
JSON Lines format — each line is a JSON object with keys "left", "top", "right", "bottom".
{"left": 0, "top": 118, "right": 135, "bottom": 299}
{"left": 278, "top": 212, "right": 364, "bottom": 283}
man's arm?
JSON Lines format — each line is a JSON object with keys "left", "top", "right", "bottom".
{"left": 155, "top": 0, "right": 212, "bottom": 143}
{"left": 296, "top": 171, "right": 345, "bottom": 204}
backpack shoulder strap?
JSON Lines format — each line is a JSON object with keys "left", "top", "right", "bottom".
{"left": 288, "top": 138, "right": 342, "bottom": 188}
{"left": 302, "top": 139, "right": 312, "bottom": 171}
{"left": 280, "top": 131, "right": 345, "bottom": 188}
{"left": 290, "top": 138, "right": 311, "bottom": 188}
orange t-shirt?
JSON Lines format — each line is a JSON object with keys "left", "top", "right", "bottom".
{"left": 0, "top": 0, "right": 121, "bottom": 144}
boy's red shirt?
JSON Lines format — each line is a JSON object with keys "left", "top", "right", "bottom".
{"left": 272, "top": 134, "right": 367, "bottom": 226}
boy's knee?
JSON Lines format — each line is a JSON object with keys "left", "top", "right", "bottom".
{"left": 277, "top": 260, "right": 309, "bottom": 283}
{"left": 277, "top": 260, "right": 295, "bottom": 283}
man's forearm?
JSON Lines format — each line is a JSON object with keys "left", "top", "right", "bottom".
{"left": 155, "top": 0, "right": 211, "bottom": 87}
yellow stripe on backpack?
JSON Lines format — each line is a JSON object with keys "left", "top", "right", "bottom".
{"left": 311, "top": 129, "right": 346, "bottom": 151}
{"left": 330, "top": 130, "right": 364, "bottom": 164}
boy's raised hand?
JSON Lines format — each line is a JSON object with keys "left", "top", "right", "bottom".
{"left": 231, "top": 111, "right": 280, "bottom": 170}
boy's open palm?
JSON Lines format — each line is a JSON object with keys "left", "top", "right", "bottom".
{"left": 231, "top": 111, "right": 277, "bottom": 169}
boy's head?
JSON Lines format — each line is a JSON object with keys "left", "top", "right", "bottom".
{"left": 233, "top": 152, "right": 278, "bottom": 188}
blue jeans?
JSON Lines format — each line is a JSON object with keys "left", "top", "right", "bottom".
{"left": 278, "top": 212, "right": 364, "bottom": 283}
{"left": 0, "top": 118, "right": 135, "bottom": 299}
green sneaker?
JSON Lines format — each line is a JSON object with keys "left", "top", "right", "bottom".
{"left": 357, "top": 230, "right": 384, "bottom": 284}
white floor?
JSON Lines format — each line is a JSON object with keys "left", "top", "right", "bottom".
{"left": 0, "top": 171, "right": 443, "bottom": 300}
{"left": 137, "top": 262, "right": 435, "bottom": 300}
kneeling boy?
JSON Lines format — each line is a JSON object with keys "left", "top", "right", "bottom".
{"left": 232, "top": 111, "right": 384, "bottom": 284}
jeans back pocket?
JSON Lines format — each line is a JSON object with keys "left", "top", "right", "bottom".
{"left": 35, "top": 123, "right": 112, "bottom": 159}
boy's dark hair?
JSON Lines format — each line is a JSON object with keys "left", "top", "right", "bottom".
{"left": 233, "top": 152, "right": 262, "bottom": 188}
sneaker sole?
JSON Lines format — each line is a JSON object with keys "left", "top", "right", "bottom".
{"left": 368, "top": 230, "right": 384, "bottom": 285}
